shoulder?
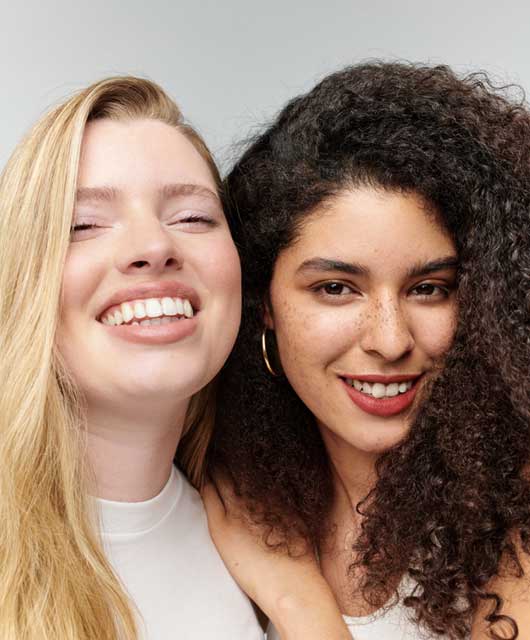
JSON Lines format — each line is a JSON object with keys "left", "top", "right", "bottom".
{"left": 472, "top": 534, "right": 530, "bottom": 639}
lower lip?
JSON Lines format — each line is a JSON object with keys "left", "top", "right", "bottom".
{"left": 342, "top": 378, "right": 420, "bottom": 417}
{"left": 100, "top": 316, "right": 198, "bottom": 345}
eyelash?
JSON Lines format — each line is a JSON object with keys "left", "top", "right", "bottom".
{"left": 170, "top": 214, "right": 217, "bottom": 227}
{"left": 311, "top": 281, "right": 454, "bottom": 300}
{"left": 409, "top": 282, "right": 452, "bottom": 299}
{"left": 71, "top": 223, "right": 98, "bottom": 232}
{"left": 70, "top": 214, "right": 216, "bottom": 236}
{"left": 312, "top": 282, "right": 357, "bottom": 298}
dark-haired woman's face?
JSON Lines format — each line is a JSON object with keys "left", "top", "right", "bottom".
{"left": 266, "top": 187, "right": 457, "bottom": 460}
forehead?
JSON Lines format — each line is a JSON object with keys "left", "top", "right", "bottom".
{"left": 77, "top": 118, "right": 217, "bottom": 193}
{"left": 286, "top": 187, "right": 454, "bottom": 266}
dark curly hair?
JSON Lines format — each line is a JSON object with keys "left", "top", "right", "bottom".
{"left": 207, "top": 62, "right": 530, "bottom": 638}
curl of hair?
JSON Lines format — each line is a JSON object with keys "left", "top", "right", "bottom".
{"left": 0, "top": 75, "right": 218, "bottom": 640}
{"left": 208, "top": 62, "right": 530, "bottom": 638}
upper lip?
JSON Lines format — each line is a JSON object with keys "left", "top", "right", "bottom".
{"left": 97, "top": 280, "right": 201, "bottom": 319}
{"left": 340, "top": 373, "right": 422, "bottom": 383}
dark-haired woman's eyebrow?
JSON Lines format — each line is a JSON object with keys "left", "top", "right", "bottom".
{"left": 406, "top": 256, "right": 459, "bottom": 279}
{"left": 296, "top": 257, "right": 369, "bottom": 276}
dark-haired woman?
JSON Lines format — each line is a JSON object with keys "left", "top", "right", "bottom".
{"left": 202, "top": 63, "right": 530, "bottom": 639}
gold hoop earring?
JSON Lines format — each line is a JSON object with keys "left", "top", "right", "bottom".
{"left": 261, "top": 327, "right": 279, "bottom": 377}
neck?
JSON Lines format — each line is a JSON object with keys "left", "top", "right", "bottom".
{"left": 85, "top": 399, "right": 188, "bottom": 502}
{"left": 318, "top": 422, "right": 379, "bottom": 511}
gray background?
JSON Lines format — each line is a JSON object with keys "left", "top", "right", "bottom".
{"left": 2, "top": 0, "right": 530, "bottom": 173}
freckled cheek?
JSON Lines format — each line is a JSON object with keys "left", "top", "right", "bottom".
{"left": 273, "top": 303, "right": 358, "bottom": 377}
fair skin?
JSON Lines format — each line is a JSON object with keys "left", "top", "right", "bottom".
{"left": 56, "top": 118, "right": 241, "bottom": 502}
{"left": 56, "top": 117, "right": 351, "bottom": 639}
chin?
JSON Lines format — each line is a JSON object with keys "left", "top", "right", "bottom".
{"left": 346, "top": 421, "right": 410, "bottom": 455}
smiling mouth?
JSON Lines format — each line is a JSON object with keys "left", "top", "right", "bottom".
{"left": 341, "top": 374, "right": 423, "bottom": 418}
{"left": 98, "top": 296, "right": 196, "bottom": 327}
{"left": 342, "top": 377, "right": 419, "bottom": 399}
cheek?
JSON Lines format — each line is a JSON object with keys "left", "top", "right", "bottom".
{"left": 273, "top": 300, "right": 358, "bottom": 377}
{"left": 193, "top": 235, "right": 242, "bottom": 359}
{"left": 196, "top": 235, "right": 241, "bottom": 295}
{"left": 415, "top": 305, "right": 457, "bottom": 358}
{"left": 59, "top": 248, "right": 104, "bottom": 324}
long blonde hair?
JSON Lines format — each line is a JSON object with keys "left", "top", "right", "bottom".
{"left": 0, "top": 76, "right": 219, "bottom": 640}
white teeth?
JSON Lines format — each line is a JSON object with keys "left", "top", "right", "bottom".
{"left": 101, "top": 296, "right": 195, "bottom": 326}
{"left": 134, "top": 301, "right": 147, "bottom": 319}
{"left": 371, "top": 383, "right": 386, "bottom": 399}
{"left": 145, "top": 298, "right": 163, "bottom": 318}
{"left": 348, "top": 378, "right": 414, "bottom": 398}
{"left": 361, "top": 382, "right": 372, "bottom": 394}
{"left": 161, "top": 297, "right": 178, "bottom": 316}
{"left": 386, "top": 383, "right": 399, "bottom": 397}
{"left": 137, "top": 317, "right": 180, "bottom": 327}
{"left": 121, "top": 302, "right": 134, "bottom": 323}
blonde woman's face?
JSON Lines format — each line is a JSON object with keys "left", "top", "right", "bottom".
{"left": 57, "top": 119, "right": 241, "bottom": 413}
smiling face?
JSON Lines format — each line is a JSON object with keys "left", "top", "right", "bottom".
{"left": 56, "top": 118, "right": 241, "bottom": 419}
{"left": 266, "top": 187, "right": 457, "bottom": 462}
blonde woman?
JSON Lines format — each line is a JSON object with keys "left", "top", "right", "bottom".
{"left": 0, "top": 77, "right": 349, "bottom": 640}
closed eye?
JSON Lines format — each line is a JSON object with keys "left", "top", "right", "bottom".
{"left": 168, "top": 213, "right": 218, "bottom": 228}
{"left": 71, "top": 223, "right": 99, "bottom": 232}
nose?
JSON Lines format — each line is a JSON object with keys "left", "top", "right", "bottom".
{"left": 359, "top": 294, "right": 415, "bottom": 362}
{"left": 116, "top": 215, "right": 181, "bottom": 275}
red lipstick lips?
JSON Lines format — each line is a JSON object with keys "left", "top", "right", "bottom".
{"left": 342, "top": 374, "right": 422, "bottom": 418}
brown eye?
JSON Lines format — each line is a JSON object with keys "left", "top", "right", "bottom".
{"left": 323, "top": 282, "right": 350, "bottom": 295}
{"left": 410, "top": 283, "right": 450, "bottom": 298}
{"left": 415, "top": 283, "right": 436, "bottom": 295}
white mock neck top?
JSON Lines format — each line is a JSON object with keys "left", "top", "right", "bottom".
{"left": 98, "top": 467, "right": 264, "bottom": 640}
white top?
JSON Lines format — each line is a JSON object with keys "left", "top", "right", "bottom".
{"left": 267, "top": 583, "right": 449, "bottom": 640}
{"left": 97, "top": 467, "right": 264, "bottom": 640}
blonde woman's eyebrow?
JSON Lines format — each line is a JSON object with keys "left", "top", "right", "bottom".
{"left": 160, "top": 183, "right": 220, "bottom": 202}
{"left": 75, "top": 183, "right": 220, "bottom": 204}
{"left": 75, "top": 186, "right": 118, "bottom": 202}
